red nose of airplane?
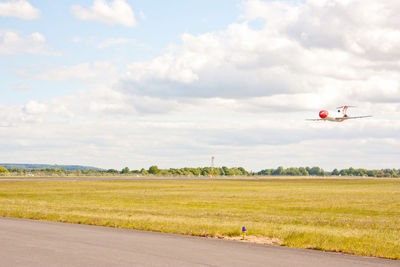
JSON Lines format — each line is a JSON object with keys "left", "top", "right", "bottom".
{"left": 319, "top": 110, "right": 328, "bottom": 119}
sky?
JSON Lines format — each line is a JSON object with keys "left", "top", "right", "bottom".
{"left": 1, "top": 0, "right": 400, "bottom": 171}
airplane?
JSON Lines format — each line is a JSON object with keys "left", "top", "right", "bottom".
{"left": 307, "top": 106, "right": 372, "bottom": 122}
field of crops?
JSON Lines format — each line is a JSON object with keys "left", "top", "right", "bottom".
{"left": 0, "top": 178, "right": 399, "bottom": 259}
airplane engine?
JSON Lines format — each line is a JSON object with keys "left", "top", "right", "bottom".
{"left": 319, "top": 110, "right": 328, "bottom": 119}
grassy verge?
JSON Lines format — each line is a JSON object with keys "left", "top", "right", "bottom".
{"left": 0, "top": 179, "right": 399, "bottom": 259}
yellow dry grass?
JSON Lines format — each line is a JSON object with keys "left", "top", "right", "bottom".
{"left": 0, "top": 178, "right": 399, "bottom": 259}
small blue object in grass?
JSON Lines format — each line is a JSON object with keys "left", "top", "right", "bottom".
{"left": 242, "top": 226, "right": 246, "bottom": 232}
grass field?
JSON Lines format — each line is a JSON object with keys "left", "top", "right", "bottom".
{"left": 0, "top": 178, "right": 399, "bottom": 259}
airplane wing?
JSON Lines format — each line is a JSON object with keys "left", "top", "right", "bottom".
{"left": 345, "top": 116, "right": 372, "bottom": 120}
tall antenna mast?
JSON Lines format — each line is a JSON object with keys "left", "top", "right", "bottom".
{"left": 210, "top": 156, "right": 214, "bottom": 178}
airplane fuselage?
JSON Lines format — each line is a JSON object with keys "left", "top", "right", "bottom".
{"left": 322, "top": 116, "right": 347, "bottom": 122}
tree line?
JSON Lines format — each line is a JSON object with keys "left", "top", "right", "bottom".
{"left": 258, "top": 166, "right": 400, "bottom": 177}
{"left": 0, "top": 165, "right": 399, "bottom": 177}
{"left": 102, "top": 166, "right": 249, "bottom": 176}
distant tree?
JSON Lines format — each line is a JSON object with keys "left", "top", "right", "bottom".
{"left": 148, "top": 166, "right": 160, "bottom": 175}
{"left": 189, "top": 168, "right": 201, "bottom": 176}
{"left": 224, "top": 167, "right": 235, "bottom": 176}
{"left": 238, "top": 167, "right": 248, "bottom": 176}
{"left": 332, "top": 169, "right": 339, "bottom": 176}
{"left": 273, "top": 166, "right": 285, "bottom": 175}
{"left": 286, "top": 167, "right": 300, "bottom": 176}
{"left": 309, "top": 166, "right": 325, "bottom": 176}
{"left": 299, "top": 167, "right": 309, "bottom": 176}
{"left": 140, "top": 168, "right": 148, "bottom": 175}
{"left": 213, "top": 168, "right": 221, "bottom": 176}
{"left": 0, "top": 167, "right": 9, "bottom": 174}
{"left": 201, "top": 167, "right": 211, "bottom": 176}
{"left": 357, "top": 169, "right": 367, "bottom": 177}
{"left": 221, "top": 166, "right": 230, "bottom": 176}
{"left": 106, "top": 169, "right": 119, "bottom": 174}
{"left": 168, "top": 168, "right": 182, "bottom": 175}
{"left": 258, "top": 169, "right": 273, "bottom": 175}
{"left": 121, "top": 167, "right": 130, "bottom": 174}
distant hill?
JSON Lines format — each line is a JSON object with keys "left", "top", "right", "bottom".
{"left": 0, "top": 163, "right": 102, "bottom": 171}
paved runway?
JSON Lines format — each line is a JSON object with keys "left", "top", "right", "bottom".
{"left": 1, "top": 217, "right": 398, "bottom": 267}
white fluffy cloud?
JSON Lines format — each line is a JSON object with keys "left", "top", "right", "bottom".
{"left": 71, "top": 0, "right": 136, "bottom": 27}
{"left": 23, "top": 100, "right": 47, "bottom": 115}
{"left": 0, "top": 0, "right": 40, "bottom": 19}
{"left": 0, "top": 31, "right": 50, "bottom": 55}
{"left": 120, "top": 0, "right": 400, "bottom": 106}
{"left": 244, "top": 0, "right": 400, "bottom": 59}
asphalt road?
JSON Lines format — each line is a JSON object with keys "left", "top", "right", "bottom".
{"left": 1, "top": 218, "right": 398, "bottom": 267}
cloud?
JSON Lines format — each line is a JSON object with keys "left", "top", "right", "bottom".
{"left": 23, "top": 100, "right": 47, "bottom": 115}
{"left": 118, "top": 0, "right": 400, "bottom": 105}
{"left": 244, "top": 0, "right": 400, "bottom": 60}
{"left": 12, "top": 83, "right": 33, "bottom": 90}
{"left": 0, "top": 31, "right": 53, "bottom": 55}
{"left": 0, "top": 103, "right": 398, "bottom": 169}
{"left": 0, "top": 0, "right": 40, "bottom": 20}
{"left": 119, "top": 26, "right": 309, "bottom": 98}
{"left": 32, "top": 61, "right": 118, "bottom": 81}
{"left": 71, "top": 0, "right": 136, "bottom": 27}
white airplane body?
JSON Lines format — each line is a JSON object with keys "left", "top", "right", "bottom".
{"left": 307, "top": 106, "right": 372, "bottom": 122}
